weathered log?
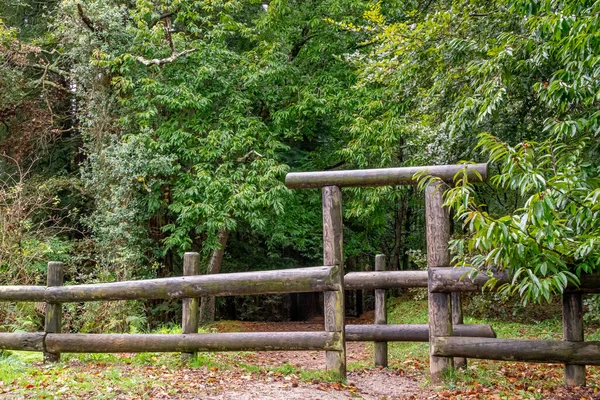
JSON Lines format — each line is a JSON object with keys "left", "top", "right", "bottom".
{"left": 563, "top": 292, "right": 585, "bottom": 386}
{"left": 0, "top": 332, "right": 45, "bottom": 351}
{"left": 0, "top": 286, "right": 47, "bottom": 301}
{"left": 344, "top": 271, "right": 428, "bottom": 290}
{"left": 44, "top": 262, "right": 63, "bottom": 362}
{"left": 429, "top": 267, "right": 509, "bottom": 293}
{"left": 426, "top": 182, "right": 453, "bottom": 382}
{"left": 345, "top": 324, "right": 496, "bottom": 342}
{"left": 433, "top": 337, "right": 600, "bottom": 365}
{"left": 45, "top": 332, "right": 341, "bottom": 353}
{"left": 374, "top": 254, "right": 387, "bottom": 367}
{"left": 182, "top": 252, "right": 200, "bottom": 361}
{"left": 0, "top": 266, "right": 337, "bottom": 303}
{"left": 322, "top": 185, "right": 346, "bottom": 380}
{"left": 286, "top": 163, "right": 488, "bottom": 189}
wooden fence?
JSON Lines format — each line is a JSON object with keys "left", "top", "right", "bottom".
{"left": 287, "top": 162, "right": 600, "bottom": 386}
{"left": 0, "top": 162, "right": 597, "bottom": 386}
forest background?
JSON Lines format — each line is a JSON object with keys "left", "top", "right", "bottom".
{"left": 0, "top": 0, "right": 598, "bottom": 333}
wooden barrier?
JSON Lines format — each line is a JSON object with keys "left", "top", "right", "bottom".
{"left": 425, "top": 182, "right": 453, "bottom": 382}
{"left": 181, "top": 252, "right": 200, "bottom": 361}
{"left": 4, "top": 162, "right": 598, "bottom": 386}
{"left": 374, "top": 254, "right": 387, "bottom": 367}
{"left": 433, "top": 337, "right": 600, "bottom": 365}
{"left": 344, "top": 271, "right": 427, "bottom": 290}
{"left": 285, "top": 163, "right": 488, "bottom": 189}
{"left": 44, "top": 262, "right": 63, "bottom": 363}
{"left": 345, "top": 324, "right": 496, "bottom": 342}
{"left": 0, "top": 333, "right": 45, "bottom": 351}
{"left": 322, "top": 185, "right": 346, "bottom": 379}
{"left": 45, "top": 332, "right": 341, "bottom": 353}
{"left": 563, "top": 293, "right": 585, "bottom": 385}
{"left": 0, "top": 266, "right": 337, "bottom": 303}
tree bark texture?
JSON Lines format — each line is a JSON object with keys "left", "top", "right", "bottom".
{"left": 322, "top": 185, "right": 346, "bottom": 380}
{"left": 562, "top": 292, "right": 585, "bottom": 386}
{"left": 374, "top": 254, "right": 387, "bottom": 367}
{"left": 345, "top": 324, "right": 495, "bottom": 342}
{"left": 44, "top": 262, "right": 63, "bottom": 363}
{"left": 426, "top": 183, "right": 453, "bottom": 382}
{"left": 286, "top": 163, "right": 488, "bottom": 189}
{"left": 46, "top": 332, "right": 341, "bottom": 353}
{"left": 433, "top": 337, "right": 600, "bottom": 365}
{"left": 0, "top": 266, "right": 337, "bottom": 303}
{"left": 182, "top": 252, "right": 200, "bottom": 361}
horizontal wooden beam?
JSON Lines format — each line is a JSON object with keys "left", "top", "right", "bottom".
{"left": 285, "top": 163, "right": 488, "bottom": 189}
{"left": 345, "top": 324, "right": 496, "bottom": 342}
{"left": 429, "top": 268, "right": 600, "bottom": 293}
{"left": 566, "top": 274, "right": 600, "bottom": 293}
{"left": 432, "top": 337, "right": 600, "bottom": 365}
{"left": 0, "top": 266, "right": 337, "bottom": 302}
{"left": 46, "top": 332, "right": 341, "bottom": 353}
{"left": 344, "top": 271, "right": 427, "bottom": 290}
{"left": 429, "top": 267, "right": 509, "bottom": 293}
{"left": 0, "top": 332, "right": 45, "bottom": 351}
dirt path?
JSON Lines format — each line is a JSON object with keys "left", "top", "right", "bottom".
{"left": 205, "top": 316, "right": 433, "bottom": 399}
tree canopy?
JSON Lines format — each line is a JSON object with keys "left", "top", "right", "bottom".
{"left": 0, "top": 0, "right": 598, "bottom": 329}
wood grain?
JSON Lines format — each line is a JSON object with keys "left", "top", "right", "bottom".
{"left": 562, "top": 292, "right": 585, "bottom": 386}
{"left": 433, "top": 337, "right": 600, "bottom": 365}
{"left": 286, "top": 163, "right": 488, "bottom": 189}
{"left": 425, "top": 183, "right": 453, "bottom": 382}
{"left": 182, "top": 252, "right": 200, "bottom": 361}
{"left": 374, "top": 254, "right": 387, "bottom": 367}
{"left": 322, "top": 185, "right": 346, "bottom": 380}
{"left": 46, "top": 332, "right": 342, "bottom": 353}
{"left": 44, "top": 262, "right": 63, "bottom": 363}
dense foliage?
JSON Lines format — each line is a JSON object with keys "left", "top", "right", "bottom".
{"left": 0, "top": 0, "right": 598, "bottom": 330}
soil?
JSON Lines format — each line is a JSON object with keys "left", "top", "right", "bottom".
{"left": 171, "top": 313, "right": 435, "bottom": 400}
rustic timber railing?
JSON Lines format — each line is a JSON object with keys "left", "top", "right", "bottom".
{"left": 344, "top": 254, "right": 496, "bottom": 368}
{"left": 286, "top": 162, "right": 600, "bottom": 387}
{"left": 2, "top": 162, "right": 596, "bottom": 386}
{"left": 286, "top": 163, "right": 489, "bottom": 381}
{"left": 0, "top": 259, "right": 344, "bottom": 373}
{"left": 428, "top": 268, "right": 600, "bottom": 386}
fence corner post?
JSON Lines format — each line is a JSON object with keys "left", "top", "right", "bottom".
{"left": 374, "top": 254, "right": 388, "bottom": 368}
{"left": 182, "top": 252, "right": 200, "bottom": 362}
{"left": 322, "top": 185, "right": 346, "bottom": 381}
{"left": 562, "top": 292, "right": 585, "bottom": 386}
{"left": 425, "top": 182, "right": 453, "bottom": 383}
{"left": 44, "top": 261, "right": 63, "bottom": 363}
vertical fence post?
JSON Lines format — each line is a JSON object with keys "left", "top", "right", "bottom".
{"left": 322, "top": 185, "right": 346, "bottom": 380}
{"left": 44, "top": 261, "right": 63, "bottom": 363}
{"left": 374, "top": 254, "right": 388, "bottom": 368}
{"left": 451, "top": 292, "right": 467, "bottom": 369}
{"left": 182, "top": 252, "right": 200, "bottom": 362}
{"left": 426, "top": 182, "right": 453, "bottom": 383}
{"left": 562, "top": 292, "right": 585, "bottom": 386}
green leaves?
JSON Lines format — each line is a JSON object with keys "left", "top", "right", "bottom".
{"left": 444, "top": 132, "right": 599, "bottom": 303}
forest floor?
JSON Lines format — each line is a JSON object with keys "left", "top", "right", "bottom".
{"left": 0, "top": 300, "right": 599, "bottom": 399}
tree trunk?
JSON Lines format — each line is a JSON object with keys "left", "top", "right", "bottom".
{"left": 199, "top": 229, "right": 229, "bottom": 324}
